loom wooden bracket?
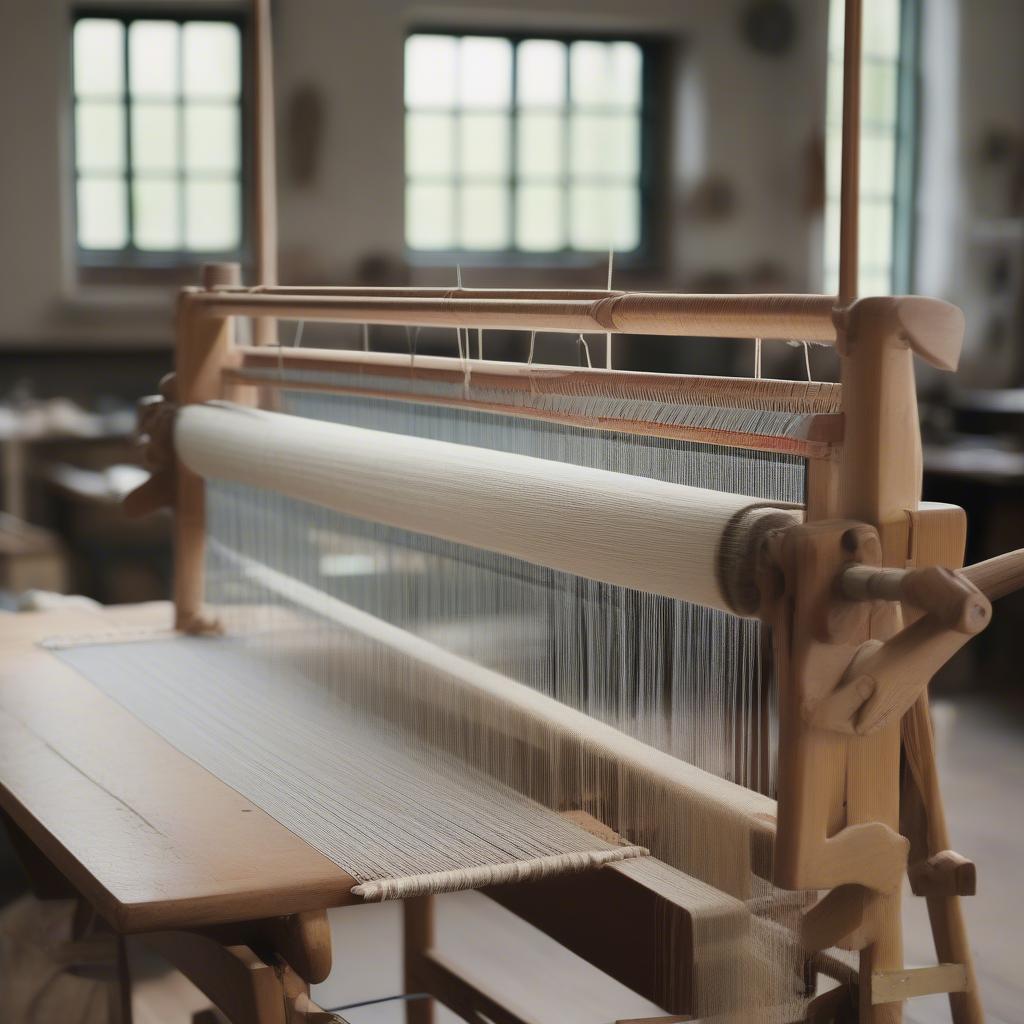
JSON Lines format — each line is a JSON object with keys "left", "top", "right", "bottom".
{"left": 814, "top": 548, "right": 1024, "bottom": 736}
{"left": 124, "top": 373, "right": 178, "bottom": 519}
{"left": 772, "top": 518, "right": 911, "bottom": 898}
{"left": 833, "top": 296, "right": 965, "bottom": 373}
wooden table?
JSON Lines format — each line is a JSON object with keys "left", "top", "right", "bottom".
{"left": 0, "top": 602, "right": 360, "bottom": 1023}
{"left": 0, "top": 602, "right": 359, "bottom": 934}
{"left": 0, "top": 602, "right": 762, "bottom": 1024}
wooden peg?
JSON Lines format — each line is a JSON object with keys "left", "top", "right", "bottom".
{"left": 908, "top": 850, "right": 976, "bottom": 899}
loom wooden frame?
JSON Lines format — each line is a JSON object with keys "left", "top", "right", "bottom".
{"left": 1, "top": 1, "right": 1014, "bottom": 1023}
{"left": 163, "top": 277, "right": 981, "bottom": 1024}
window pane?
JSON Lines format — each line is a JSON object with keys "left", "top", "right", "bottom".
{"left": 862, "top": 63, "right": 897, "bottom": 126}
{"left": 458, "top": 37, "right": 512, "bottom": 109}
{"left": 517, "top": 40, "right": 566, "bottom": 106}
{"left": 859, "top": 270, "right": 892, "bottom": 296}
{"left": 826, "top": 59, "right": 844, "bottom": 128}
{"left": 827, "top": 0, "right": 845, "bottom": 57}
{"left": 864, "top": 0, "right": 901, "bottom": 59}
{"left": 570, "top": 184, "right": 638, "bottom": 251}
{"left": 860, "top": 200, "right": 893, "bottom": 267}
{"left": 185, "top": 104, "right": 240, "bottom": 173}
{"left": 406, "top": 183, "right": 454, "bottom": 248}
{"left": 570, "top": 114, "right": 639, "bottom": 179}
{"left": 132, "top": 103, "right": 177, "bottom": 172}
{"left": 75, "top": 102, "right": 126, "bottom": 172}
{"left": 570, "top": 41, "right": 642, "bottom": 109}
{"left": 824, "top": 200, "right": 841, "bottom": 283}
{"left": 183, "top": 22, "right": 241, "bottom": 99}
{"left": 460, "top": 114, "right": 509, "bottom": 178}
{"left": 129, "top": 21, "right": 178, "bottom": 98}
{"left": 516, "top": 185, "right": 564, "bottom": 251}
{"left": 406, "top": 112, "right": 455, "bottom": 177}
{"left": 518, "top": 113, "right": 563, "bottom": 179}
{"left": 459, "top": 184, "right": 509, "bottom": 249}
{"left": 134, "top": 179, "right": 180, "bottom": 249}
{"left": 74, "top": 19, "right": 124, "bottom": 97}
{"left": 185, "top": 180, "right": 239, "bottom": 250}
{"left": 77, "top": 177, "right": 128, "bottom": 249}
{"left": 861, "top": 134, "right": 896, "bottom": 197}
{"left": 406, "top": 35, "right": 457, "bottom": 108}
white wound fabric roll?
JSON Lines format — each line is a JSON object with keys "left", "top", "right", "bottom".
{"left": 176, "top": 402, "right": 798, "bottom": 612}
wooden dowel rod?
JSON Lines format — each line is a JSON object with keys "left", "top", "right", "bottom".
{"left": 845, "top": 550, "right": 1024, "bottom": 606}
{"left": 225, "top": 286, "right": 621, "bottom": 299}
{"left": 191, "top": 291, "right": 840, "bottom": 341}
{"left": 838, "top": 0, "right": 863, "bottom": 304}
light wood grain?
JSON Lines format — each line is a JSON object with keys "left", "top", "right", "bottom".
{"left": 250, "top": 0, "right": 278, "bottom": 347}
{"left": 174, "top": 291, "right": 233, "bottom": 633}
{"left": 899, "top": 506, "right": 984, "bottom": 1024}
{"left": 0, "top": 604, "right": 359, "bottom": 934}
{"left": 871, "top": 965, "right": 968, "bottom": 1005}
{"left": 838, "top": 0, "right": 862, "bottom": 304}
{"left": 191, "top": 291, "right": 840, "bottom": 342}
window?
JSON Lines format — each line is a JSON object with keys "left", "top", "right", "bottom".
{"left": 72, "top": 13, "right": 244, "bottom": 263}
{"left": 403, "top": 33, "right": 648, "bottom": 257}
{"left": 824, "top": 0, "right": 918, "bottom": 295}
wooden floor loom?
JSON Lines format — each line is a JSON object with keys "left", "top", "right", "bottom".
{"left": 2, "top": 274, "right": 1022, "bottom": 1024}
{"left": 2, "top": 2, "right": 1023, "bottom": 1023}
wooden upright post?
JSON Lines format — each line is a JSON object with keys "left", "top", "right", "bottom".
{"left": 173, "top": 264, "right": 239, "bottom": 632}
{"left": 251, "top": 0, "right": 278, "bottom": 346}
{"left": 838, "top": 0, "right": 862, "bottom": 304}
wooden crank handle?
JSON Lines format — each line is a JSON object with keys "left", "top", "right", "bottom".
{"left": 843, "top": 611, "right": 986, "bottom": 734}
{"left": 817, "top": 556, "right": 1022, "bottom": 736}
{"left": 960, "top": 547, "right": 1024, "bottom": 602}
{"left": 841, "top": 547, "right": 1024, "bottom": 619}
{"left": 841, "top": 563, "right": 989, "bottom": 632}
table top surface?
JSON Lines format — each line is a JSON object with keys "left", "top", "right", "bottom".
{"left": 0, "top": 602, "right": 359, "bottom": 934}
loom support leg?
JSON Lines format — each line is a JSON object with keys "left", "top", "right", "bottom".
{"left": 901, "top": 697, "right": 984, "bottom": 1024}
{"left": 403, "top": 896, "right": 435, "bottom": 1024}
{"left": 107, "top": 934, "right": 133, "bottom": 1024}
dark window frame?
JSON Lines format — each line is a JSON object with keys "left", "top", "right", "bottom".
{"left": 71, "top": 6, "right": 250, "bottom": 273}
{"left": 403, "top": 28, "right": 668, "bottom": 271}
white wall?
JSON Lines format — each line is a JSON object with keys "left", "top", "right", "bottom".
{"left": 0, "top": 0, "right": 828, "bottom": 350}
